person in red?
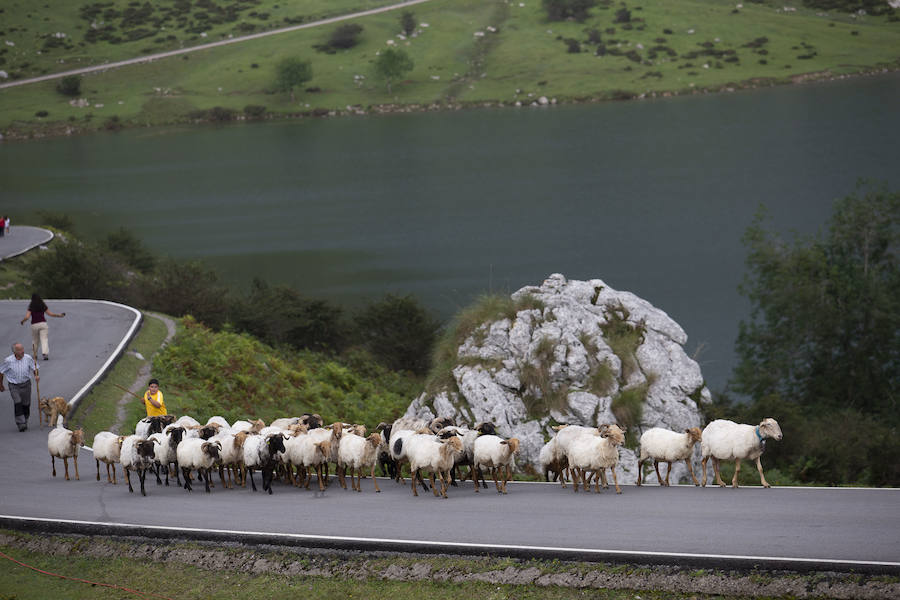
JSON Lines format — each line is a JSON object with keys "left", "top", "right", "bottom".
{"left": 0, "top": 216, "right": 5, "bottom": 238}
{"left": 20, "top": 294, "right": 66, "bottom": 361}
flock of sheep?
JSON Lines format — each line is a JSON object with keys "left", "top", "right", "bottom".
{"left": 46, "top": 413, "right": 784, "bottom": 497}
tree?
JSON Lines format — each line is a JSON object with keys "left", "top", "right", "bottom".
{"left": 352, "top": 294, "right": 441, "bottom": 375}
{"left": 373, "top": 48, "right": 414, "bottom": 93}
{"left": 103, "top": 226, "right": 156, "bottom": 273}
{"left": 274, "top": 58, "right": 312, "bottom": 102}
{"left": 400, "top": 11, "right": 416, "bottom": 36}
{"left": 56, "top": 75, "right": 82, "bottom": 97}
{"left": 730, "top": 181, "right": 899, "bottom": 485}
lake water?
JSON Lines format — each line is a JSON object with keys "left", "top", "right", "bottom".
{"left": 4, "top": 72, "right": 899, "bottom": 392}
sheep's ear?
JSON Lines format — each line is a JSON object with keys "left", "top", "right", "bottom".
{"left": 152, "top": 437, "right": 161, "bottom": 444}
{"left": 215, "top": 441, "right": 222, "bottom": 450}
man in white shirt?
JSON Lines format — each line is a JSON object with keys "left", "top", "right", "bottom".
{"left": 0, "top": 343, "right": 40, "bottom": 432}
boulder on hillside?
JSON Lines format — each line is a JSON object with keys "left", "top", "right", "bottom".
{"left": 405, "top": 273, "right": 710, "bottom": 485}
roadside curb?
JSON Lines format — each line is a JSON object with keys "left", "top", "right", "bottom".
{"left": 1, "top": 515, "right": 897, "bottom": 575}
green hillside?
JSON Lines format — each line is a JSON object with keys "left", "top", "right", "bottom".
{"left": 1, "top": 0, "right": 897, "bottom": 138}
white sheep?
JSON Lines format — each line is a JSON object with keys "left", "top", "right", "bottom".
{"left": 538, "top": 437, "right": 568, "bottom": 487}
{"left": 637, "top": 427, "right": 703, "bottom": 486}
{"left": 120, "top": 435, "right": 159, "bottom": 495}
{"left": 337, "top": 432, "right": 383, "bottom": 493}
{"left": 205, "top": 415, "right": 231, "bottom": 429}
{"left": 210, "top": 430, "right": 244, "bottom": 488}
{"left": 388, "top": 416, "right": 427, "bottom": 484}
{"left": 48, "top": 427, "right": 85, "bottom": 481}
{"left": 283, "top": 431, "right": 331, "bottom": 491}
{"left": 549, "top": 424, "right": 604, "bottom": 485}
{"left": 566, "top": 424, "right": 626, "bottom": 493}
{"left": 406, "top": 432, "right": 464, "bottom": 498}
{"left": 231, "top": 418, "right": 265, "bottom": 433}
{"left": 174, "top": 415, "right": 201, "bottom": 429}
{"left": 176, "top": 437, "right": 222, "bottom": 493}
{"left": 472, "top": 435, "right": 520, "bottom": 494}
{"left": 91, "top": 431, "right": 124, "bottom": 484}
{"left": 701, "top": 418, "right": 783, "bottom": 488}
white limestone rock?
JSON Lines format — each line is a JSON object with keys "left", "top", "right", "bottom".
{"left": 406, "top": 274, "right": 709, "bottom": 485}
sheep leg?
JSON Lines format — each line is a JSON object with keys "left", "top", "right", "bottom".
{"left": 138, "top": 467, "right": 147, "bottom": 496}
{"left": 182, "top": 467, "right": 192, "bottom": 491}
{"left": 411, "top": 469, "right": 419, "bottom": 497}
{"left": 571, "top": 468, "right": 580, "bottom": 493}
{"left": 125, "top": 468, "right": 134, "bottom": 493}
{"left": 701, "top": 455, "right": 709, "bottom": 487}
{"left": 664, "top": 461, "right": 673, "bottom": 487}
{"left": 338, "top": 464, "right": 347, "bottom": 490}
{"left": 713, "top": 457, "right": 726, "bottom": 487}
{"left": 95, "top": 458, "right": 101, "bottom": 481}
{"left": 471, "top": 464, "right": 480, "bottom": 493}
{"left": 599, "top": 469, "right": 609, "bottom": 489}
{"left": 685, "top": 459, "right": 700, "bottom": 486}
{"left": 440, "top": 470, "right": 449, "bottom": 499}
{"left": 62, "top": 457, "right": 70, "bottom": 481}
{"left": 653, "top": 460, "right": 664, "bottom": 485}
{"left": 73, "top": 455, "right": 79, "bottom": 481}
{"left": 732, "top": 460, "right": 741, "bottom": 488}
{"left": 611, "top": 468, "right": 622, "bottom": 494}
{"left": 110, "top": 463, "right": 117, "bottom": 484}
{"left": 752, "top": 457, "right": 771, "bottom": 488}
{"left": 204, "top": 467, "right": 214, "bottom": 493}
{"left": 431, "top": 471, "right": 441, "bottom": 497}
{"left": 263, "top": 465, "right": 275, "bottom": 495}
{"left": 501, "top": 465, "right": 510, "bottom": 494}
{"left": 636, "top": 457, "right": 644, "bottom": 486}
{"left": 316, "top": 465, "right": 326, "bottom": 491}
{"left": 247, "top": 467, "right": 258, "bottom": 492}
{"left": 370, "top": 464, "right": 380, "bottom": 493}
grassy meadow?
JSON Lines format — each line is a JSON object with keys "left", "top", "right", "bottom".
{"left": 0, "top": 0, "right": 897, "bottom": 137}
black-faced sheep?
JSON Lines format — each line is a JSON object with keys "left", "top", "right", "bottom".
{"left": 121, "top": 435, "right": 159, "bottom": 496}
{"left": 176, "top": 438, "right": 222, "bottom": 493}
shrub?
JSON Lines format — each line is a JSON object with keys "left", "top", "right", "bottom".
{"left": 320, "top": 23, "right": 363, "bottom": 51}
{"left": 564, "top": 38, "right": 581, "bottom": 53}
{"left": 243, "top": 104, "right": 266, "bottom": 118}
{"left": 103, "top": 226, "right": 155, "bottom": 272}
{"left": 35, "top": 110, "right": 49, "bottom": 117}
{"left": 351, "top": 294, "right": 441, "bottom": 375}
{"left": 543, "top": 0, "right": 598, "bottom": 22}
{"left": 142, "top": 257, "right": 230, "bottom": 329}
{"left": 36, "top": 210, "right": 75, "bottom": 232}
{"left": 56, "top": 74, "right": 81, "bottom": 96}
{"left": 614, "top": 7, "right": 632, "bottom": 23}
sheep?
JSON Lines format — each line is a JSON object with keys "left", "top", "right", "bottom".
{"left": 472, "top": 435, "right": 520, "bottom": 494}
{"left": 174, "top": 415, "right": 201, "bottom": 429}
{"left": 538, "top": 437, "right": 568, "bottom": 487}
{"left": 283, "top": 431, "right": 331, "bottom": 491}
{"left": 48, "top": 427, "right": 85, "bottom": 481}
{"left": 406, "top": 432, "right": 464, "bottom": 498}
{"left": 150, "top": 425, "right": 185, "bottom": 486}
{"left": 566, "top": 424, "right": 626, "bottom": 493}
{"left": 637, "top": 427, "right": 703, "bottom": 486}
{"left": 231, "top": 418, "right": 265, "bottom": 433}
{"left": 337, "top": 432, "right": 383, "bottom": 493}
{"left": 389, "top": 416, "right": 428, "bottom": 484}
{"left": 299, "top": 413, "right": 323, "bottom": 429}
{"left": 549, "top": 424, "right": 605, "bottom": 485}
{"left": 205, "top": 415, "right": 231, "bottom": 429}
{"left": 269, "top": 417, "right": 300, "bottom": 429}
{"left": 120, "top": 435, "right": 160, "bottom": 496}
{"left": 176, "top": 438, "right": 222, "bottom": 493}
{"left": 135, "top": 414, "right": 175, "bottom": 438}
{"left": 305, "top": 422, "right": 343, "bottom": 484}
{"left": 241, "top": 432, "right": 287, "bottom": 494}
{"left": 210, "top": 430, "right": 244, "bottom": 488}
{"left": 701, "top": 418, "right": 783, "bottom": 488}
{"left": 91, "top": 431, "right": 124, "bottom": 484}
{"left": 39, "top": 396, "right": 69, "bottom": 429}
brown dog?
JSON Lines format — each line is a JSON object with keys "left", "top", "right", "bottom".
{"left": 39, "top": 396, "right": 70, "bottom": 429}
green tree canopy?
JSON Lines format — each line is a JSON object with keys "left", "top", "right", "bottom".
{"left": 729, "top": 181, "right": 899, "bottom": 485}
{"left": 274, "top": 57, "right": 313, "bottom": 102}
{"left": 373, "top": 48, "right": 414, "bottom": 93}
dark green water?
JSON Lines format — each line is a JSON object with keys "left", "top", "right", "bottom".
{"left": 4, "top": 72, "right": 899, "bottom": 391}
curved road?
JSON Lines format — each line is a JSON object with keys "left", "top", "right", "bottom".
{"left": 0, "top": 242, "right": 896, "bottom": 573}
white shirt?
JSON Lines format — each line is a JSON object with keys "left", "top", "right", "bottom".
{"left": 0, "top": 354, "right": 37, "bottom": 384}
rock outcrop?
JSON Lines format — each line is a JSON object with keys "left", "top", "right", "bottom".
{"left": 405, "top": 274, "right": 710, "bottom": 485}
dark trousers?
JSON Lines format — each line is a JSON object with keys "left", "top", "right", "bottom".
{"left": 8, "top": 381, "right": 31, "bottom": 429}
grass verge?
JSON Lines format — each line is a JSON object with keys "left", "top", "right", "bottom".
{"left": 70, "top": 312, "right": 171, "bottom": 442}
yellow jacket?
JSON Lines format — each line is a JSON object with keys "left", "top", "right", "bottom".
{"left": 144, "top": 390, "right": 166, "bottom": 416}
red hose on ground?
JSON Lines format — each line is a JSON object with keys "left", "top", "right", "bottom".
{"left": 0, "top": 548, "right": 174, "bottom": 600}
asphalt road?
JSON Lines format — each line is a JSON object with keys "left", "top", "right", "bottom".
{"left": 0, "top": 226, "right": 54, "bottom": 261}
{"left": 0, "top": 254, "right": 896, "bottom": 572}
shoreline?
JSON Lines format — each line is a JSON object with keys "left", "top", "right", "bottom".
{"left": 2, "top": 63, "right": 898, "bottom": 143}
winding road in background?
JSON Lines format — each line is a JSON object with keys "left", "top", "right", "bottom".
{"left": 0, "top": 0, "right": 434, "bottom": 90}
{"left": 0, "top": 229, "right": 897, "bottom": 574}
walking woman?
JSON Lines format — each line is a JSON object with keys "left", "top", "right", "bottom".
{"left": 20, "top": 294, "right": 66, "bottom": 360}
